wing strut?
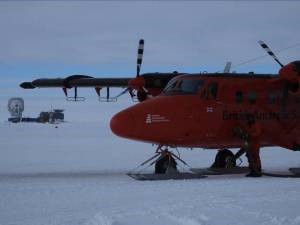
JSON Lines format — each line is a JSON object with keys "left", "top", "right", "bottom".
{"left": 64, "top": 87, "right": 85, "bottom": 102}
{"left": 98, "top": 87, "right": 117, "bottom": 102}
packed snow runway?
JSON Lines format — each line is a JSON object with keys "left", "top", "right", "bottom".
{"left": 1, "top": 97, "right": 300, "bottom": 225}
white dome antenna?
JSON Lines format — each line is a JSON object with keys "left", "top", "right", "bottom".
{"left": 8, "top": 98, "right": 24, "bottom": 122}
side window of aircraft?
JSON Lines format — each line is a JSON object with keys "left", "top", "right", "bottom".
{"left": 207, "top": 82, "right": 218, "bottom": 100}
{"left": 181, "top": 79, "right": 204, "bottom": 94}
{"left": 248, "top": 91, "right": 256, "bottom": 104}
{"left": 235, "top": 91, "right": 243, "bottom": 103}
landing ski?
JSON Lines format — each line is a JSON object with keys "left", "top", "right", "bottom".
{"left": 263, "top": 167, "right": 300, "bottom": 178}
{"left": 190, "top": 166, "right": 249, "bottom": 175}
{"left": 127, "top": 172, "right": 207, "bottom": 181}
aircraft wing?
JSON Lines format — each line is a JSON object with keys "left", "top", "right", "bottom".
{"left": 19, "top": 72, "right": 183, "bottom": 102}
{"left": 19, "top": 39, "right": 185, "bottom": 101}
{"left": 20, "top": 75, "right": 132, "bottom": 89}
{"left": 20, "top": 75, "right": 133, "bottom": 102}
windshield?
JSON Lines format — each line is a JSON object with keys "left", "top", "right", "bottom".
{"left": 163, "top": 78, "right": 204, "bottom": 95}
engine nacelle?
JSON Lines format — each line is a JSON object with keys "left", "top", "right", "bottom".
{"left": 279, "top": 61, "right": 300, "bottom": 83}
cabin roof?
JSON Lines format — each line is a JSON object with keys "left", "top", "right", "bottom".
{"left": 180, "top": 73, "right": 279, "bottom": 79}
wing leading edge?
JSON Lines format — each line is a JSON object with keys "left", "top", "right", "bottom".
{"left": 20, "top": 75, "right": 131, "bottom": 89}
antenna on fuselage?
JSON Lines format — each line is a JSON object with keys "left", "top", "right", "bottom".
{"left": 223, "top": 62, "right": 232, "bottom": 73}
{"left": 258, "top": 40, "right": 284, "bottom": 68}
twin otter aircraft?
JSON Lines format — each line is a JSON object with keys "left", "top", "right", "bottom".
{"left": 21, "top": 40, "right": 300, "bottom": 179}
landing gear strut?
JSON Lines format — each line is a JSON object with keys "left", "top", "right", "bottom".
{"left": 155, "top": 151, "right": 178, "bottom": 174}
{"left": 128, "top": 145, "right": 189, "bottom": 175}
{"left": 128, "top": 145, "right": 208, "bottom": 180}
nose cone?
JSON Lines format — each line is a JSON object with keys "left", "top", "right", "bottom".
{"left": 110, "top": 109, "right": 135, "bottom": 138}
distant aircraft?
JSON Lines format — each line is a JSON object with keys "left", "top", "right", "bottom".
{"left": 21, "top": 40, "right": 300, "bottom": 179}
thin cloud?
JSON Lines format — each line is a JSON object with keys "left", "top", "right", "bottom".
{"left": 0, "top": 1, "right": 299, "bottom": 76}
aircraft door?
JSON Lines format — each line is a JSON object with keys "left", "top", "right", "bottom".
{"left": 199, "top": 82, "right": 223, "bottom": 143}
{"left": 200, "top": 81, "right": 218, "bottom": 100}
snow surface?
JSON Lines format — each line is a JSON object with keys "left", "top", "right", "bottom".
{"left": 1, "top": 96, "right": 300, "bottom": 225}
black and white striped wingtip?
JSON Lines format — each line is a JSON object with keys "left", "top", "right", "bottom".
{"left": 258, "top": 40, "right": 284, "bottom": 67}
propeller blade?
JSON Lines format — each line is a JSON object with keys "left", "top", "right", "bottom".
{"left": 128, "top": 88, "right": 135, "bottom": 98}
{"left": 137, "top": 39, "right": 144, "bottom": 77}
{"left": 258, "top": 40, "right": 284, "bottom": 67}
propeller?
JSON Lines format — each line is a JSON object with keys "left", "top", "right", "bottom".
{"left": 114, "top": 39, "right": 147, "bottom": 101}
{"left": 137, "top": 39, "right": 144, "bottom": 77}
{"left": 258, "top": 40, "right": 284, "bottom": 68}
{"left": 258, "top": 40, "right": 289, "bottom": 112}
{"left": 134, "top": 39, "right": 149, "bottom": 100}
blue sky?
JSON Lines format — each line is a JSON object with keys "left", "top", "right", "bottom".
{"left": 1, "top": 1, "right": 300, "bottom": 97}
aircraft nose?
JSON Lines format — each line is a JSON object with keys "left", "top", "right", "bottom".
{"left": 110, "top": 110, "right": 135, "bottom": 138}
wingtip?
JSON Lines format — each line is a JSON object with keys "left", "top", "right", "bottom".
{"left": 20, "top": 82, "right": 35, "bottom": 89}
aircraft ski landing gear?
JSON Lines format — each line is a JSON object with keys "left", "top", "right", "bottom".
{"left": 128, "top": 146, "right": 248, "bottom": 181}
{"left": 211, "top": 149, "right": 237, "bottom": 168}
{"left": 189, "top": 148, "right": 248, "bottom": 175}
{"left": 127, "top": 145, "right": 207, "bottom": 180}
{"left": 155, "top": 151, "right": 178, "bottom": 174}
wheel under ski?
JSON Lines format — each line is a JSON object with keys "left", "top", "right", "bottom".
{"left": 211, "top": 149, "right": 237, "bottom": 168}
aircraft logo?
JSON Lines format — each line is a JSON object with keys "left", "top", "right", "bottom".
{"left": 145, "top": 114, "right": 170, "bottom": 124}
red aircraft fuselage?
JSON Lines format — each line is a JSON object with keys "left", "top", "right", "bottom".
{"left": 111, "top": 66, "right": 300, "bottom": 152}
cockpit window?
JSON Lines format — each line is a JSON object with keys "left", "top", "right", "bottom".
{"left": 163, "top": 79, "right": 204, "bottom": 95}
